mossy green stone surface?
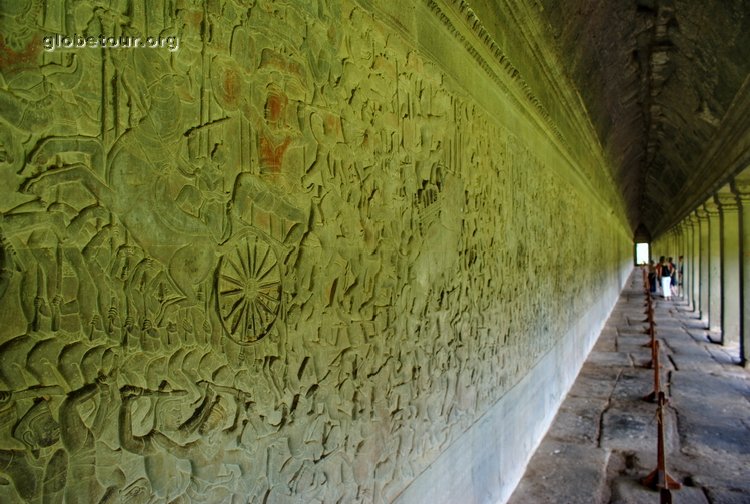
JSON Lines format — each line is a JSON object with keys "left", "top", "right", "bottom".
{"left": 0, "top": 1, "right": 631, "bottom": 501}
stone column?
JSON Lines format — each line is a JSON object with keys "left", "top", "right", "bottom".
{"left": 681, "top": 220, "right": 689, "bottom": 304}
{"left": 716, "top": 191, "right": 740, "bottom": 347}
{"left": 705, "top": 200, "right": 722, "bottom": 334}
{"left": 732, "top": 180, "right": 750, "bottom": 367}
{"left": 677, "top": 222, "right": 687, "bottom": 300}
{"left": 667, "top": 229, "right": 675, "bottom": 260}
{"left": 664, "top": 228, "right": 675, "bottom": 266}
{"left": 685, "top": 215, "right": 697, "bottom": 310}
{"left": 685, "top": 214, "right": 700, "bottom": 311}
{"left": 696, "top": 207, "right": 710, "bottom": 324}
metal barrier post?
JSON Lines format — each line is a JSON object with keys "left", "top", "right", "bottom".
{"left": 641, "top": 392, "right": 682, "bottom": 491}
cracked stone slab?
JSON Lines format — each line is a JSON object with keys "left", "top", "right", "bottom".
{"left": 617, "top": 323, "right": 651, "bottom": 334}
{"left": 672, "top": 452, "right": 750, "bottom": 498}
{"left": 670, "top": 373, "right": 750, "bottom": 457}
{"left": 609, "top": 368, "right": 653, "bottom": 400}
{"left": 666, "top": 345, "right": 719, "bottom": 371}
{"left": 547, "top": 396, "right": 610, "bottom": 444}
{"left": 506, "top": 440, "right": 610, "bottom": 504}
{"left": 600, "top": 401, "right": 679, "bottom": 454}
{"left": 568, "top": 366, "right": 621, "bottom": 399}
{"left": 615, "top": 337, "right": 653, "bottom": 355}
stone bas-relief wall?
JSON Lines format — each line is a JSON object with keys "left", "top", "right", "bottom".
{"left": 0, "top": 0, "right": 631, "bottom": 502}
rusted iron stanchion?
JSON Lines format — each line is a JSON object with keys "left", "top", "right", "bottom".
{"left": 642, "top": 301, "right": 653, "bottom": 323}
{"left": 645, "top": 321, "right": 656, "bottom": 349}
{"left": 643, "top": 340, "right": 661, "bottom": 402}
{"left": 660, "top": 488, "right": 673, "bottom": 504}
{"left": 641, "top": 391, "right": 682, "bottom": 492}
{"left": 642, "top": 274, "right": 656, "bottom": 345}
{"left": 642, "top": 278, "right": 654, "bottom": 324}
{"left": 643, "top": 304, "right": 655, "bottom": 333}
{"left": 642, "top": 305, "right": 656, "bottom": 353}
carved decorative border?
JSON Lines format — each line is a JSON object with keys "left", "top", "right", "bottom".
{"left": 424, "top": 0, "right": 565, "bottom": 146}
{"left": 421, "top": 0, "right": 628, "bottom": 225}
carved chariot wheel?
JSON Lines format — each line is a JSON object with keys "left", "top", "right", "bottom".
{"left": 215, "top": 233, "right": 282, "bottom": 344}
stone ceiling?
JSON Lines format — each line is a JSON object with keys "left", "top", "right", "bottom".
{"left": 536, "top": 0, "right": 750, "bottom": 237}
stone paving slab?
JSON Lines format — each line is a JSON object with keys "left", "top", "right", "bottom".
{"left": 608, "top": 368, "right": 652, "bottom": 400}
{"left": 546, "top": 395, "right": 609, "bottom": 444}
{"left": 616, "top": 328, "right": 651, "bottom": 339}
{"left": 663, "top": 344, "right": 719, "bottom": 372}
{"left": 600, "top": 403, "right": 678, "bottom": 454}
{"left": 624, "top": 318, "right": 650, "bottom": 329}
{"left": 671, "top": 372, "right": 750, "bottom": 457}
{"left": 703, "top": 487, "right": 750, "bottom": 504}
{"left": 586, "top": 351, "right": 634, "bottom": 368}
{"left": 610, "top": 477, "right": 709, "bottom": 504}
{"left": 616, "top": 332, "right": 651, "bottom": 342}
{"left": 507, "top": 270, "right": 750, "bottom": 504}
{"left": 653, "top": 320, "right": 686, "bottom": 331}
{"left": 568, "top": 366, "right": 620, "bottom": 399}
{"left": 672, "top": 452, "right": 750, "bottom": 499}
{"left": 627, "top": 351, "right": 656, "bottom": 369}
{"left": 686, "top": 329, "right": 712, "bottom": 342}
{"left": 704, "top": 345, "right": 741, "bottom": 367}
{"left": 593, "top": 333, "right": 618, "bottom": 352}
{"left": 614, "top": 337, "right": 652, "bottom": 355}
{"left": 506, "top": 440, "right": 610, "bottom": 504}
{"left": 680, "top": 318, "right": 710, "bottom": 331}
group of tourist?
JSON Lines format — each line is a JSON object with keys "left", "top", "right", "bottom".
{"left": 646, "top": 256, "right": 681, "bottom": 300}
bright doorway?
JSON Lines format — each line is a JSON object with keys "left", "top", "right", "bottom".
{"left": 635, "top": 242, "right": 649, "bottom": 265}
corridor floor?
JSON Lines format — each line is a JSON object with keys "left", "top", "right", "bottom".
{"left": 507, "top": 270, "right": 750, "bottom": 504}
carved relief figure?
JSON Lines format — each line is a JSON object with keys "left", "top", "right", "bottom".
{"left": 0, "top": 396, "right": 60, "bottom": 502}
{"left": 0, "top": 0, "right": 619, "bottom": 501}
{"left": 119, "top": 383, "right": 251, "bottom": 502}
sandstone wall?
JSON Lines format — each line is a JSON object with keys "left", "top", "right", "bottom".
{"left": 0, "top": 0, "right": 631, "bottom": 502}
